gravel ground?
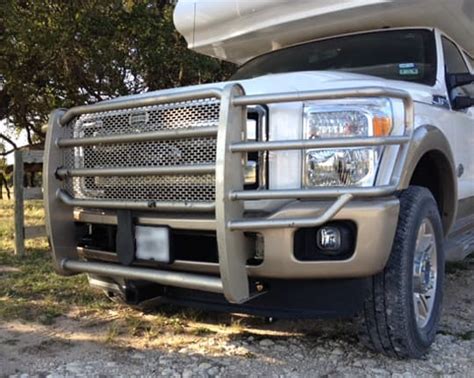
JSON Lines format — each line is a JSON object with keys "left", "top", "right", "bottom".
{"left": 1, "top": 258, "right": 473, "bottom": 377}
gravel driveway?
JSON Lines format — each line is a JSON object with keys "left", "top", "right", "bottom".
{"left": 1, "top": 258, "right": 473, "bottom": 377}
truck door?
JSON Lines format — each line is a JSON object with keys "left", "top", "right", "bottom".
{"left": 441, "top": 37, "right": 474, "bottom": 205}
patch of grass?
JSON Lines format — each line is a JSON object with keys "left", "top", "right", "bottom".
{"left": 163, "top": 316, "right": 186, "bottom": 333}
{"left": 0, "top": 199, "right": 112, "bottom": 324}
{"left": 105, "top": 322, "right": 122, "bottom": 344}
{"left": 227, "top": 315, "right": 244, "bottom": 332}
{"left": 0, "top": 250, "right": 113, "bottom": 323}
{"left": 99, "top": 310, "right": 196, "bottom": 341}
{"left": 0, "top": 199, "right": 49, "bottom": 252}
{"left": 0, "top": 200, "right": 247, "bottom": 341}
{"left": 0, "top": 298, "right": 62, "bottom": 325}
{"left": 0, "top": 250, "right": 107, "bottom": 304}
{"left": 124, "top": 314, "right": 159, "bottom": 337}
{"left": 188, "top": 326, "right": 215, "bottom": 336}
{"left": 178, "top": 308, "right": 207, "bottom": 322}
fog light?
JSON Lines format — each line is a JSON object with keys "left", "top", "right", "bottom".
{"left": 317, "top": 226, "right": 341, "bottom": 251}
{"left": 293, "top": 222, "right": 356, "bottom": 261}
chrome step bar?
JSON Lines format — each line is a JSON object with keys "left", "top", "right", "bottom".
{"left": 61, "top": 259, "right": 223, "bottom": 294}
{"left": 44, "top": 84, "right": 414, "bottom": 305}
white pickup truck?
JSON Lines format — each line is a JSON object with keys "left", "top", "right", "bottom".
{"left": 44, "top": 0, "right": 474, "bottom": 358}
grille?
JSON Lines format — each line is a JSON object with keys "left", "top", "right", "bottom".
{"left": 63, "top": 98, "right": 220, "bottom": 205}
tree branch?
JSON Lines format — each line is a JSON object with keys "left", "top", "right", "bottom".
{"left": 25, "top": 124, "right": 33, "bottom": 145}
{"left": 0, "top": 147, "right": 16, "bottom": 157}
{"left": 0, "top": 133, "right": 17, "bottom": 149}
{"left": 0, "top": 142, "right": 43, "bottom": 157}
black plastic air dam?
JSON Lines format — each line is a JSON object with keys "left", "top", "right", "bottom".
{"left": 98, "top": 277, "right": 371, "bottom": 319}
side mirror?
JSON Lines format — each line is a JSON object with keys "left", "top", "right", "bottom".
{"left": 447, "top": 73, "right": 474, "bottom": 89}
{"left": 452, "top": 96, "right": 474, "bottom": 110}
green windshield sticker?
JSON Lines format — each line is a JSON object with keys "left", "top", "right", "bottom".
{"left": 399, "top": 63, "right": 419, "bottom": 76}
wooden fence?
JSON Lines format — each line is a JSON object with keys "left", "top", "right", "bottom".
{"left": 14, "top": 150, "right": 46, "bottom": 256}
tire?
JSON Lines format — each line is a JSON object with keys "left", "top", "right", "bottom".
{"left": 358, "top": 186, "right": 445, "bottom": 358}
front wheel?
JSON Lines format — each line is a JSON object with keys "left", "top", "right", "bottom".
{"left": 358, "top": 186, "right": 445, "bottom": 358}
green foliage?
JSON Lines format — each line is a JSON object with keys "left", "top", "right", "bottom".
{"left": 0, "top": 199, "right": 110, "bottom": 323}
{"left": 0, "top": 0, "right": 235, "bottom": 144}
{"left": 0, "top": 249, "right": 112, "bottom": 323}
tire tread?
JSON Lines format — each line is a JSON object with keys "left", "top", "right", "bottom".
{"left": 358, "top": 186, "right": 444, "bottom": 358}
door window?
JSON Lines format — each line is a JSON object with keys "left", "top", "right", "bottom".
{"left": 442, "top": 38, "right": 469, "bottom": 74}
{"left": 442, "top": 38, "right": 474, "bottom": 99}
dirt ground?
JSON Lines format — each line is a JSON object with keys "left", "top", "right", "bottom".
{"left": 1, "top": 257, "right": 473, "bottom": 377}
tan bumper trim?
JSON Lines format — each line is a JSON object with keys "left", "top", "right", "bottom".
{"left": 74, "top": 210, "right": 217, "bottom": 231}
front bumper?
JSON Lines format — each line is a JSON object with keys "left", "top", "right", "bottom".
{"left": 73, "top": 197, "right": 399, "bottom": 279}
{"left": 248, "top": 197, "right": 400, "bottom": 279}
{"left": 44, "top": 84, "right": 413, "bottom": 304}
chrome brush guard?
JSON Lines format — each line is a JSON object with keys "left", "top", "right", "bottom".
{"left": 44, "top": 84, "right": 413, "bottom": 303}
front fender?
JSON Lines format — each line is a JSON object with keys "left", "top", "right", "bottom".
{"left": 399, "top": 125, "right": 458, "bottom": 234}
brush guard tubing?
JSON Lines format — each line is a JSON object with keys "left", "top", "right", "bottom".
{"left": 44, "top": 84, "right": 413, "bottom": 303}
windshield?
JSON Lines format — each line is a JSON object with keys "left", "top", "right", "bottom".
{"left": 232, "top": 29, "right": 437, "bottom": 85}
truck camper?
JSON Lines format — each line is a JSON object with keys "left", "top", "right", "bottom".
{"left": 174, "top": 0, "right": 474, "bottom": 64}
{"left": 44, "top": 0, "right": 474, "bottom": 358}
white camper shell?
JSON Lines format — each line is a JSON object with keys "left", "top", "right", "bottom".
{"left": 174, "top": 0, "right": 474, "bottom": 64}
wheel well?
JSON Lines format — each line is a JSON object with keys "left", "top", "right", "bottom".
{"left": 409, "top": 150, "right": 456, "bottom": 234}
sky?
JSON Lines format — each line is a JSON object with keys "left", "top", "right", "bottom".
{"left": 0, "top": 119, "right": 29, "bottom": 165}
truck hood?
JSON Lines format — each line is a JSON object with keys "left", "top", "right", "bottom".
{"left": 109, "top": 71, "right": 443, "bottom": 106}
{"left": 236, "top": 71, "right": 442, "bottom": 105}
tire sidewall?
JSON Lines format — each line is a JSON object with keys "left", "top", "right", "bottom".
{"left": 403, "top": 191, "right": 445, "bottom": 349}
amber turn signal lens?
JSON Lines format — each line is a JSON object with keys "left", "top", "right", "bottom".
{"left": 373, "top": 116, "right": 392, "bottom": 137}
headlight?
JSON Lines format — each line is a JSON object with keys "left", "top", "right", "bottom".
{"left": 303, "top": 99, "right": 393, "bottom": 187}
